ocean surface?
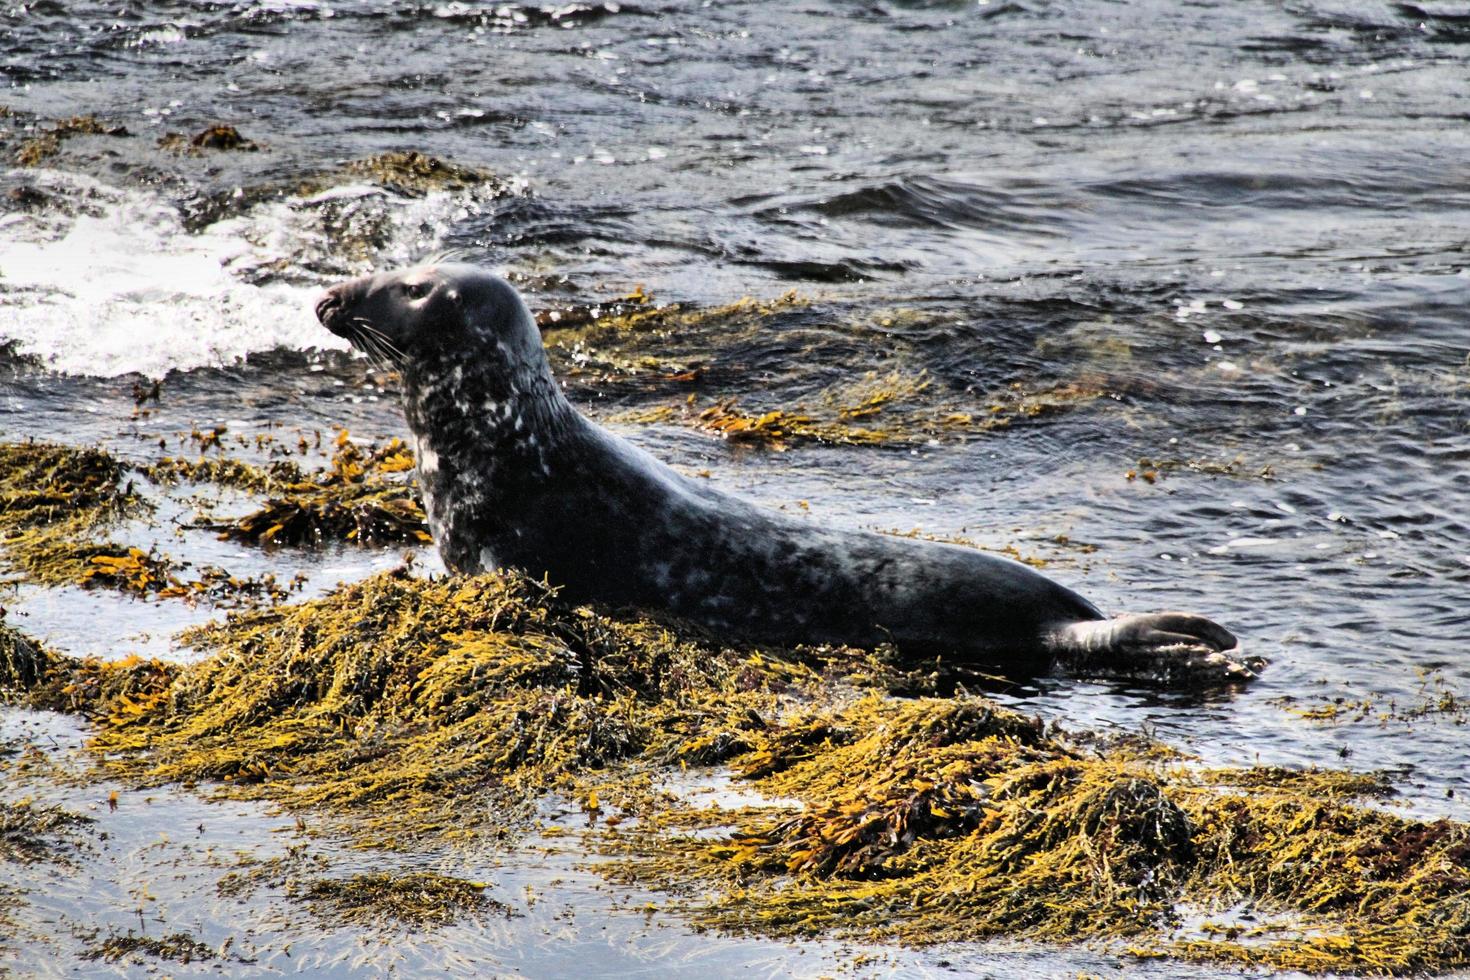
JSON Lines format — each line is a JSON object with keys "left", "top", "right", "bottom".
{"left": 1, "top": 1, "right": 1468, "bottom": 976}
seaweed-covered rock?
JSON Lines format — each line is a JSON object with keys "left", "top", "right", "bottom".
{"left": 0, "top": 441, "right": 154, "bottom": 589}
{"left": 0, "top": 620, "right": 55, "bottom": 696}
{"left": 203, "top": 434, "right": 428, "bottom": 547}
{"left": 48, "top": 569, "right": 815, "bottom": 845}
{"left": 8, "top": 554, "right": 1468, "bottom": 972}
{"left": 299, "top": 872, "right": 510, "bottom": 928}
{"left": 14, "top": 115, "right": 128, "bottom": 167}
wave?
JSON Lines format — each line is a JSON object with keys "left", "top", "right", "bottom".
{"left": 0, "top": 169, "right": 482, "bottom": 378}
{"left": 787, "top": 174, "right": 1069, "bottom": 238}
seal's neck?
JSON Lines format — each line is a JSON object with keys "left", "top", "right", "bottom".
{"left": 400, "top": 346, "right": 575, "bottom": 471}
{"left": 398, "top": 342, "right": 583, "bottom": 572}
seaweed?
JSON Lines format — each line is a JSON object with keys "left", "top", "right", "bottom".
{"left": 215, "top": 844, "right": 329, "bottom": 900}
{"left": 78, "top": 546, "right": 182, "bottom": 596}
{"left": 2, "top": 547, "right": 1466, "bottom": 971}
{"left": 1274, "top": 670, "right": 1470, "bottom": 727}
{"left": 307, "top": 151, "right": 509, "bottom": 199}
{"left": 82, "top": 931, "right": 217, "bottom": 965}
{"left": 200, "top": 432, "right": 428, "bottom": 547}
{"left": 545, "top": 292, "right": 811, "bottom": 389}
{"left": 0, "top": 797, "right": 93, "bottom": 952}
{"left": 0, "top": 438, "right": 420, "bottom": 611}
{"left": 1, "top": 798, "right": 92, "bottom": 865}
{"left": 593, "top": 693, "right": 1470, "bottom": 974}
{"left": 157, "top": 123, "right": 258, "bottom": 155}
{"left": 0, "top": 620, "right": 53, "bottom": 697}
{"left": 0, "top": 441, "right": 152, "bottom": 589}
{"left": 623, "top": 376, "right": 1100, "bottom": 450}
{"left": 540, "top": 291, "right": 1120, "bottom": 448}
{"left": 545, "top": 292, "right": 810, "bottom": 350}
{"left": 0, "top": 569, "right": 866, "bottom": 846}
{"left": 690, "top": 400, "right": 889, "bottom": 449}
{"left": 146, "top": 455, "right": 304, "bottom": 494}
{"left": 14, "top": 114, "right": 128, "bottom": 167}
{"left": 214, "top": 846, "right": 505, "bottom": 928}
{"left": 534, "top": 284, "right": 655, "bottom": 331}
{"left": 0, "top": 441, "right": 138, "bottom": 531}
{"left": 0, "top": 442, "right": 308, "bottom": 602}
{"left": 299, "top": 872, "right": 510, "bottom": 928}
{"left": 4, "top": 615, "right": 178, "bottom": 723}
{"left": 1127, "top": 454, "right": 1277, "bottom": 484}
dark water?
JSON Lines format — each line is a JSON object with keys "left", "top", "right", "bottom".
{"left": 2, "top": 1, "right": 1469, "bottom": 975}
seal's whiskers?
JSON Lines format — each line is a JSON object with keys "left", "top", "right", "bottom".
{"left": 348, "top": 317, "right": 404, "bottom": 368}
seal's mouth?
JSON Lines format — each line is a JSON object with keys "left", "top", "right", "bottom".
{"left": 315, "top": 291, "right": 353, "bottom": 338}
{"left": 314, "top": 286, "right": 406, "bottom": 366}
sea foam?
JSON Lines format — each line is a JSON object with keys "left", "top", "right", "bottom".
{"left": 0, "top": 169, "right": 468, "bottom": 378}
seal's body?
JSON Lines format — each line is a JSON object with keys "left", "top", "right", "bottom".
{"left": 317, "top": 264, "right": 1256, "bottom": 680}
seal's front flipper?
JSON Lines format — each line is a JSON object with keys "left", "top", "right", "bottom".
{"left": 1053, "top": 612, "right": 1266, "bottom": 685}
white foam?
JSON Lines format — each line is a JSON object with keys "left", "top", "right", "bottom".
{"left": 0, "top": 169, "right": 474, "bottom": 378}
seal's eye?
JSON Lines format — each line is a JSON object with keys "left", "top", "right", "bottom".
{"left": 401, "top": 281, "right": 432, "bottom": 300}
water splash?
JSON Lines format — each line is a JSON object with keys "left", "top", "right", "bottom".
{"left": 0, "top": 170, "right": 477, "bottom": 378}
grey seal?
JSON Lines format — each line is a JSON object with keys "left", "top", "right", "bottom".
{"left": 316, "top": 263, "right": 1260, "bottom": 682}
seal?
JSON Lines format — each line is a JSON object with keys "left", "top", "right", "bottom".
{"left": 316, "top": 264, "right": 1260, "bottom": 681}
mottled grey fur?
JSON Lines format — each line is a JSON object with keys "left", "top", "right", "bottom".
{"left": 317, "top": 264, "right": 1257, "bottom": 680}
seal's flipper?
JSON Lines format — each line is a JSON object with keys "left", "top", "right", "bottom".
{"left": 1054, "top": 612, "right": 1265, "bottom": 684}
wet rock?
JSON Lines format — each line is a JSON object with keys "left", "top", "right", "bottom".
{"left": 157, "top": 123, "right": 259, "bottom": 155}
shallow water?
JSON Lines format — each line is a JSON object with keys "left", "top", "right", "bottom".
{"left": 2, "top": 0, "right": 1468, "bottom": 975}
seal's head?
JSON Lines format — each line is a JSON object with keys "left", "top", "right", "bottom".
{"left": 314, "top": 263, "right": 543, "bottom": 371}
{"left": 316, "top": 264, "right": 568, "bottom": 459}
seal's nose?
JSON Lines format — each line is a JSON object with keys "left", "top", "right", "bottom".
{"left": 315, "top": 289, "right": 342, "bottom": 326}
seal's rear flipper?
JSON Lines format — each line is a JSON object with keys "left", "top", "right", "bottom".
{"left": 1052, "top": 612, "right": 1266, "bottom": 685}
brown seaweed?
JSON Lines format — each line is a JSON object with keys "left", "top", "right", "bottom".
{"left": 299, "top": 872, "right": 510, "bottom": 929}
{"left": 1, "top": 574, "right": 1466, "bottom": 973}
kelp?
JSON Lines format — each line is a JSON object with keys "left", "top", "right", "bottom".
{"left": 2, "top": 574, "right": 1468, "bottom": 973}
{"left": 14, "top": 114, "right": 128, "bottom": 166}
{"left": 0, "top": 442, "right": 307, "bottom": 602}
{"left": 299, "top": 872, "right": 509, "bottom": 928}
{"left": 0, "top": 441, "right": 152, "bottom": 589}
{"left": 82, "top": 931, "right": 217, "bottom": 965}
{"left": 199, "top": 432, "right": 428, "bottom": 547}
{"left": 0, "top": 798, "right": 91, "bottom": 866}
{"left": 600, "top": 697, "right": 1470, "bottom": 974}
